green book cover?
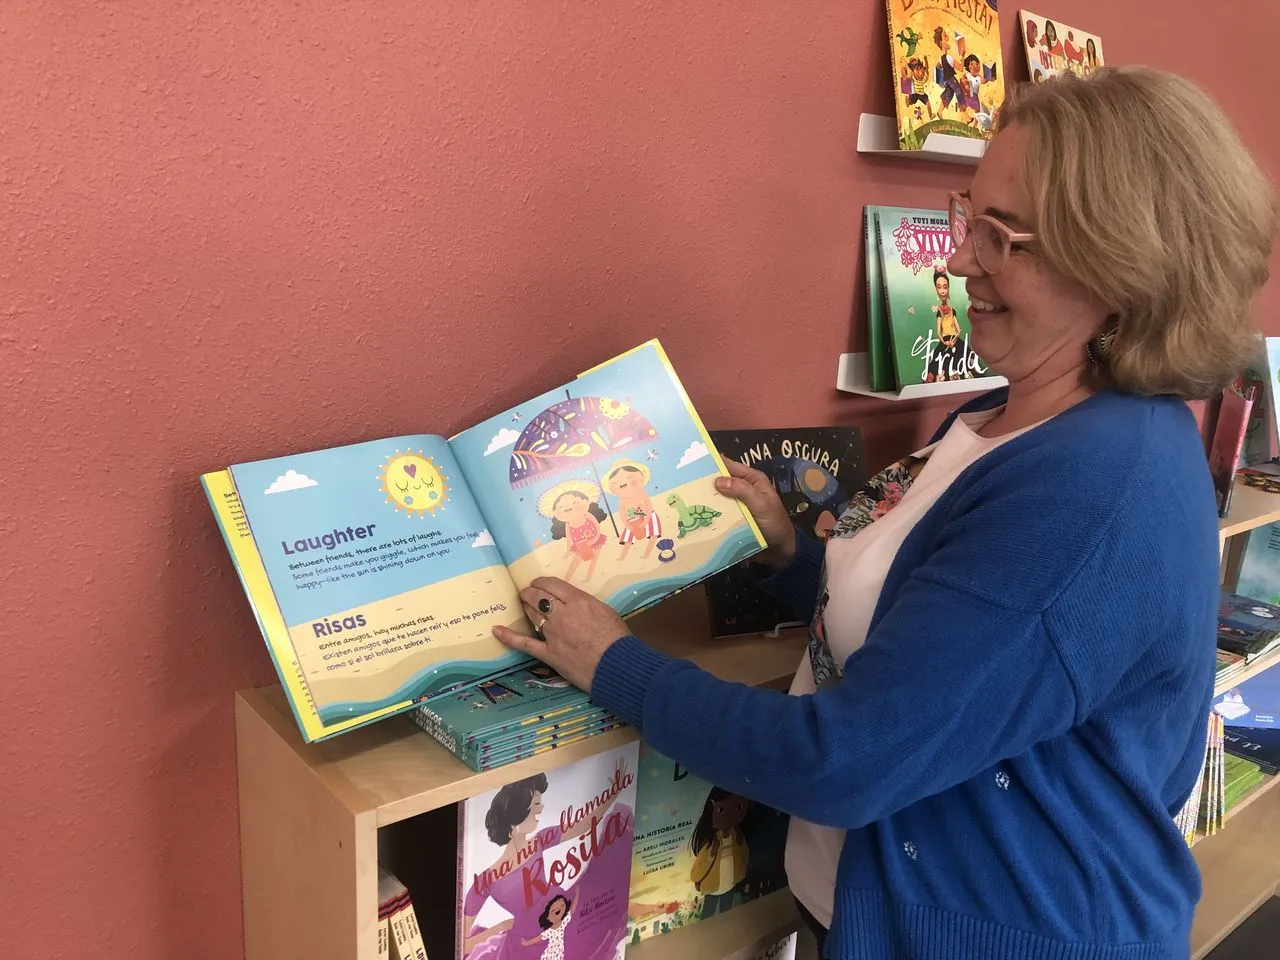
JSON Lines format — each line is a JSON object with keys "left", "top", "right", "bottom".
{"left": 875, "top": 205, "right": 995, "bottom": 389}
{"left": 864, "top": 207, "right": 894, "bottom": 392}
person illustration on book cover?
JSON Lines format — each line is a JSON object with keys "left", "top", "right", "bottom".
{"left": 689, "top": 787, "right": 750, "bottom": 919}
{"left": 900, "top": 57, "right": 934, "bottom": 121}
{"left": 462, "top": 763, "right": 633, "bottom": 960}
{"left": 931, "top": 27, "right": 964, "bottom": 119}
{"left": 1085, "top": 38, "right": 1100, "bottom": 75}
{"left": 539, "top": 480, "right": 609, "bottom": 582}
{"left": 604, "top": 461, "right": 662, "bottom": 562}
{"left": 520, "top": 891, "right": 575, "bottom": 959}
{"left": 928, "top": 265, "right": 974, "bottom": 382}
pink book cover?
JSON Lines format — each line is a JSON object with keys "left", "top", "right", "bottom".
{"left": 456, "top": 742, "right": 639, "bottom": 960}
{"left": 1209, "top": 386, "right": 1257, "bottom": 518}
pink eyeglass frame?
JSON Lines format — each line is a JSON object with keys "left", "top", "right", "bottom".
{"left": 948, "top": 191, "right": 1035, "bottom": 274}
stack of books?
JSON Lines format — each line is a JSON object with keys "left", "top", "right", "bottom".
{"left": 411, "top": 665, "right": 624, "bottom": 772}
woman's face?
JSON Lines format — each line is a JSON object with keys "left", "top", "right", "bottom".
{"left": 516, "top": 791, "right": 545, "bottom": 836}
{"left": 946, "top": 123, "right": 1109, "bottom": 387}
{"left": 935, "top": 275, "right": 949, "bottom": 300}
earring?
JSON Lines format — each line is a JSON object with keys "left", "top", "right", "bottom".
{"left": 1086, "top": 324, "right": 1117, "bottom": 368}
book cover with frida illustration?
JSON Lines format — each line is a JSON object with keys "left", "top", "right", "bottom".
{"left": 886, "top": 0, "right": 1005, "bottom": 150}
{"left": 457, "top": 742, "right": 640, "bottom": 960}
{"left": 874, "top": 205, "right": 999, "bottom": 388}
{"left": 625, "top": 743, "right": 788, "bottom": 944}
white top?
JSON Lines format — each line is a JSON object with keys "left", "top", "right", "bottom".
{"left": 785, "top": 407, "right": 1041, "bottom": 927}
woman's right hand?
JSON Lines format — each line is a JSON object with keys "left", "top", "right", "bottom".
{"left": 715, "top": 459, "right": 797, "bottom": 569}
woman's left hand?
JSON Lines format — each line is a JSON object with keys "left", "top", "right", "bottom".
{"left": 492, "top": 577, "right": 631, "bottom": 691}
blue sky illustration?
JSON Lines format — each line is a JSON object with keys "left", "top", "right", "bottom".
{"left": 230, "top": 435, "right": 503, "bottom": 625}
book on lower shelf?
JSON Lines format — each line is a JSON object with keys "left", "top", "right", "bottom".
{"left": 625, "top": 742, "right": 789, "bottom": 944}
{"left": 200, "top": 339, "right": 765, "bottom": 743}
{"left": 457, "top": 741, "right": 641, "bottom": 960}
{"left": 703, "top": 428, "right": 867, "bottom": 637}
{"left": 380, "top": 866, "right": 431, "bottom": 960}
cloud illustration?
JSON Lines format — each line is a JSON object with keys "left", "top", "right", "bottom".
{"left": 472, "top": 530, "right": 495, "bottom": 548}
{"left": 264, "top": 469, "right": 318, "bottom": 495}
{"left": 484, "top": 428, "right": 520, "bottom": 456}
{"left": 677, "top": 441, "right": 710, "bottom": 469}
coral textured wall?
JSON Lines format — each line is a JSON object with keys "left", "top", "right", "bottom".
{"left": 3, "top": 2, "right": 1278, "bottom": 956}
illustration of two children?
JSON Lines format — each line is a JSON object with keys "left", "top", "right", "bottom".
{"left": 539, "top": 461, "right": 662, "bottom": 582}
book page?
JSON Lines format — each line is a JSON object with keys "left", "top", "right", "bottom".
{"left": 449, "top": 340, "right": 765, "bottom": 617}
{"left": 201, "top": 469, "right": 404, "bottom": 742}
{"left": 227, "top": 435, "right": 529, "bottom": 731}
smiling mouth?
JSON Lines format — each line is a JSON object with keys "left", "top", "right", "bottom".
{"left": 968, "top": 295, "right": 1008, "bottom": 315}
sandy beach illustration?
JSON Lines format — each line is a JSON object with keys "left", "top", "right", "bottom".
{"left": 292, "top": 564, "right": 530, "bottom": 720}
{"left": 508, "top": 475, "right": 758, "bottom": 616}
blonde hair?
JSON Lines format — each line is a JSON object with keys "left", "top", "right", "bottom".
{"left": 993, "top": 66, "right": 1278, "bottom": 399}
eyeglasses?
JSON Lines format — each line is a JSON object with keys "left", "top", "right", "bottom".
{"left": 948, "top": 191, "right": 1035, "bottom": 275}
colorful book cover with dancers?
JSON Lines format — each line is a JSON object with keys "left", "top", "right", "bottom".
{"left": 200, "top": 339, "right": 764, "bottom": 743}
{"left": 625, "top": 743, "right": 789, "bottom": 944}
{"left": 457, "top": 742, "right": 640, "bottom": 960}
{"left": 886, "top": 0, "right": 1005, "bottom": 150}
{"left": 1017, "top": 10, "right": 1104, "bottom": 84}
{"left": 874, "top": 206, "right": 999, "bottom": 389}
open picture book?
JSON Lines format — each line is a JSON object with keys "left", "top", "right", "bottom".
{"left": 202, "top": 340, "right": 765, "bottom": 742}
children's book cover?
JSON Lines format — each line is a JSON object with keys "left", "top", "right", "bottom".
{"left": 876, "top": 206, "right": 1000, "bottom": 389}
{"left": 449, "top": 341, "right": 765, "bottom": 618}
{"left": 886, "top": 0, "right": 1004, "bottom": 150}
{"left": 1217, "top": 591, "right": 1280, "bottom": 659}
{"left": 1017, "top": 10, "right": 1104, "bottom": 84}
{"left": 703, "top": 428, "right": 867, "bottom": 637}
{"left": 1234, "top": 336, "right": 1278, "bottom": 467}
{"left": 457, "top": 742, "right": 639, "bottom": 960}
{"left": 1208, "top": 385, "right": 1256, "bottom": 518}
{"left": 863, "top": 208, "right": 894, "bottom": 393}
{"left": 625, "top": 743, "right": 788, "bottom": 944}
{"left": 1214, "top": 662, "right": 1280, "bottom": 729}
{"left": 1235, "top": 522, "right": 1280, "bottom": 607}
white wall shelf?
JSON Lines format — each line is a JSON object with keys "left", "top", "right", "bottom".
{"left": 836, "top": 352, "right": 1007, "bottom": 402}
{"left": 856, "top": 112, "right": 987, "bottom": 166}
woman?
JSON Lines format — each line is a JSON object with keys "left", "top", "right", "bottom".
{"left": 493, "top": 67, "right": 1278, "bottom": 959}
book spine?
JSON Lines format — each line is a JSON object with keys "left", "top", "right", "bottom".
{"left": 378, "top": 917, "right": 392, "bottom": 960}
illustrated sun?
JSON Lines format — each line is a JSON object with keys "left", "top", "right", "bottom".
{"left": 378, "top": 449, "right": 449, "bottom": 517}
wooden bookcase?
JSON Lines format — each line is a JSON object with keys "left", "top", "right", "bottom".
{"left": 234, "top": 477, "right": 1280, "bottom": 960}
{"left": 236, "top": 589, "right": 808, "bottom": 960}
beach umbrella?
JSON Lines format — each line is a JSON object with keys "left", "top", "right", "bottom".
{"left": 509, "top": 393, "right": 658, "bottom": 536}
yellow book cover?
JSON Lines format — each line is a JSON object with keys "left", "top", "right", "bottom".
{"left": 202, "top": 339, "right": 765, "bottom": 743}
{"left": 886, "top": 0, "right": 1005, "bottom": 150}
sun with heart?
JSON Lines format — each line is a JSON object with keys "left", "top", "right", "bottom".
{"left": 379, "top": 449, "right": 449, "bottom": 517}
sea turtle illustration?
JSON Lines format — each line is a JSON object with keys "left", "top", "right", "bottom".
{"left": 666, "top": 494, "right": 721, "bottom": 537}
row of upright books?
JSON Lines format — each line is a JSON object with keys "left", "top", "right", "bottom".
{"left": 380, "top": 739, "right": 797, "bottom": 960}
{"left": 1178, "top": 591, "right": 1280, "bottom": 842}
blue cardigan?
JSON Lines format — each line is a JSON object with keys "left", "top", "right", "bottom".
{"left": 591, "top": 389, "right": 1220, "bottom": 959}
